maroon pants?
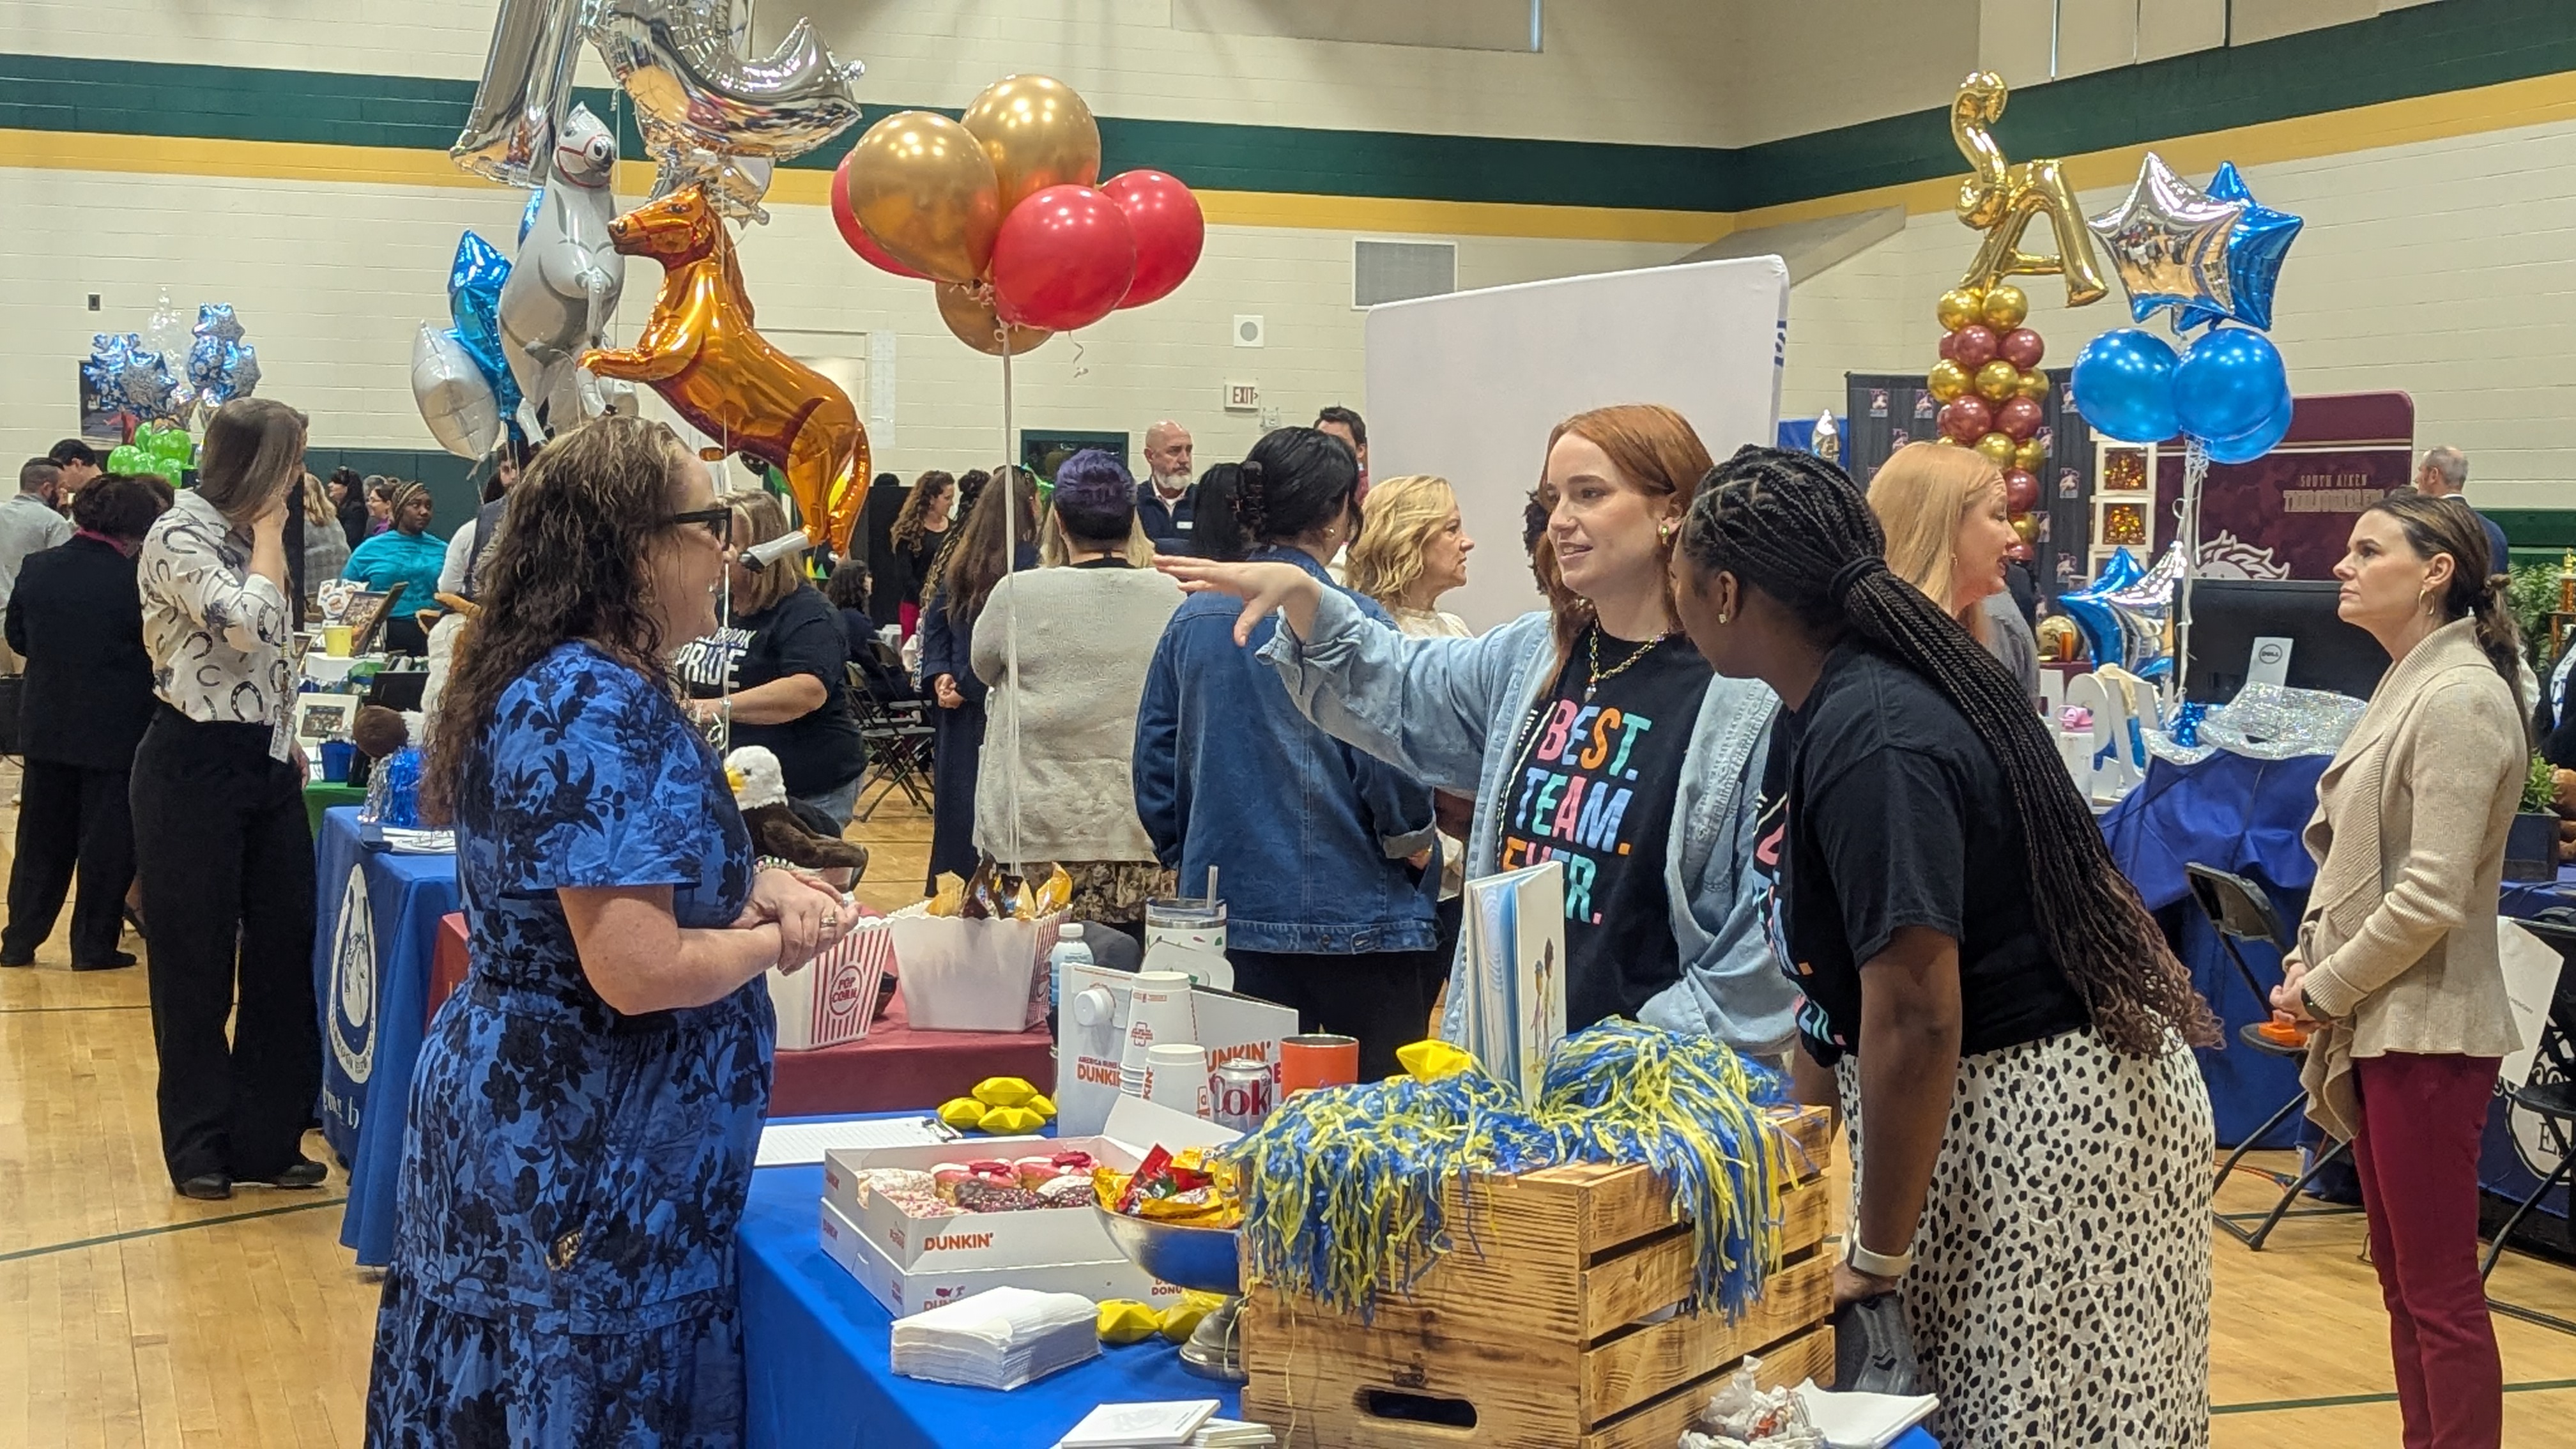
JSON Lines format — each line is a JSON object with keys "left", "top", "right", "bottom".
{"left": 2350, "top": 1050, "right": 2505, "bottom": 1449}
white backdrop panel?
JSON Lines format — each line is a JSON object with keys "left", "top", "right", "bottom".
{"left": 1363, "top": 257, "right": 1790, "bottom": 631}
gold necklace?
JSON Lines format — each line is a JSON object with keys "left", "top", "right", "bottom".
{"left": 1585, "top": 624, "right": 1669, "bottom": 702}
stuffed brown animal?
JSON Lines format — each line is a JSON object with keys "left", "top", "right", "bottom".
{"left": 724, "top": 745, "right": 870, "bottom": 875}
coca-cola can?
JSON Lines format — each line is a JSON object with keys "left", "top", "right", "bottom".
{"left": 1212, "top": 1059, "right": 1276, "bottom": 1134}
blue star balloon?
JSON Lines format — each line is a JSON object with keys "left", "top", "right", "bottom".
{"left": 119, "top": 347, "right": 182, "bottom": 420}
{"left": 445, "top": 231, "right": 522, "bottom": 422}
{"left": 2054, "top": 548, "right": 2145, "bottom": 671}
{"left": 519, "top": 186, "right": 546, "bottom": 245}
{"left": 192, "top": 302, "right": 246, "bottom": 348}
{"left": 81, "top": 333, "right": 139, "bottom": 413}
{"left": 2176, "top": 164, "right": 2303, "bottom": 333}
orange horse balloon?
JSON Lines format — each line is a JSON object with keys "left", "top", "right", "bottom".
{"left": 583, "top": 185, "right": 868, "bottom": 549}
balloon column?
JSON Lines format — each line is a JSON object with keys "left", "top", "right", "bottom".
{"left": 831, "top": 75, "right": 1206, "bottom": 353}
{"left": 2069, "top": 153, "right": 2303, "bottom": 466}
{"left": 107, "top": 422, "right": 195, "bottom": 483}
{"left": 1933, "top": 72, "right": 2108, "bottom": 560}
{"left": 183, "top": 304, "right": 263, "bottom": 414}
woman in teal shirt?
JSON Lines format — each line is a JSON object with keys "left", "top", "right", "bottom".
{"left": 343, "top": 480, "right": 447, "bottom": 654}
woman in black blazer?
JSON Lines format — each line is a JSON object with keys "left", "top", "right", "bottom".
{"left": 1, "top": 474, "right": 171, "bottom": 969}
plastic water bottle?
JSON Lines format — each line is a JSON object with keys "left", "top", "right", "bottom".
{"left": 1047, "top": 922, "right": 1094, "bottom": 1017}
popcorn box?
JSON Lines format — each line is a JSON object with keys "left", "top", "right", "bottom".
{"left": 888, "top": 903, "right": 1067, "bottom": 1033}
{"left": 768, "top": 917, "right": 894, "bottom": 1052}
{"left": 819, "top": 1196, "right": 1179, "bottom": 1317}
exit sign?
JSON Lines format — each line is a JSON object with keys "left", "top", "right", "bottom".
{"left": 1225, "top": 381, "right": 1259, "bottom": 411}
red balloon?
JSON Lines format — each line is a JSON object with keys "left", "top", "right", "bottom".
{"left": 1996, "top": 395, "right": 2044, "bottom": 441}
{"left": 1952, "top": 325, "right": 1998, "bottom": 370}
{"left": 829, "top": 155, "right": 928, "bottom": 280}
{"left": 1936, "top": 330, "right": 1960, "bottom": 362}
{"left": 1099, "top": 170, "right": 1204, "bottom": 310}
{"left": 2003, "top": 469, "right": 2039, "bottom": 512}
{"left": 1998, "top": 326, "right": 2045, "bottom": 371}
{"left": 1938, "top": 396, "right": 1993, "bottom": 443}
{"left": 990, "top": 185, "right": 1138, "bottom": 333}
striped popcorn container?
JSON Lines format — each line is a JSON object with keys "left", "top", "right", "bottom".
{"left": 769, "top": 915, "right": 896, "bottom": 1051}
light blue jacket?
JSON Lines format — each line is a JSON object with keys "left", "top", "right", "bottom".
{"left": 1261, "top": 588, "right": 1800, "bottom": 1054}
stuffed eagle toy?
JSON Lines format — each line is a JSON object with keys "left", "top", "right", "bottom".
{"left": 724, "top": 746, "right": 871, "bottom": 875}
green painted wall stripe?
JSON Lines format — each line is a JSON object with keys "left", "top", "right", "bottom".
{"left": 6, "top": 0, "right": 2576, "bottom": 210}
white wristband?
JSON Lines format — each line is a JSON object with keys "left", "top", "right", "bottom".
{"left": 1847, "top": 1240, "right": 1913, "bottom": 1279}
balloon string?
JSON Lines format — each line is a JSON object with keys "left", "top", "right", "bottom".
{"left": 999, "top": 323, "right": 1024, "bottom": 875}
{"left": 2173, "top": 436, "right": 2209, "bottom": 703}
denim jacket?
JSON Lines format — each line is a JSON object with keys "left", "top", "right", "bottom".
{"left": 1133, "top": 549, "right": 1440, "bottom": 953}
{"left": 1261, "top": 588, "right": 1800, "bottom": 1054}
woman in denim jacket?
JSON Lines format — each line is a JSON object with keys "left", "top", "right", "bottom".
{"left": 1134, "top": 429, "right": 1441, "bottom": 1077}
{"left": 1160, "top": 405, "right": 1797, "bottom": 1055}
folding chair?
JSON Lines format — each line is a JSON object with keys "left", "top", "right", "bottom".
{"left": 2186, "top": 862, "right": 2364, "bottom": 1250}
{"left": 848, "top": 661, "right": 935, "bottom": 822}
{"left": 2481, "top": 915, "right": 2576, "bottom": 1337}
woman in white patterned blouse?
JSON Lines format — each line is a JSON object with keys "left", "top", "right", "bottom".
{"left": 131, "top": 397, "right": 325, "bottom": 1201}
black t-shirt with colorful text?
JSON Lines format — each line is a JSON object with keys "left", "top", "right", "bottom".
{"left": 1497, "top": 628, "right": 1710, "bottom": 1030}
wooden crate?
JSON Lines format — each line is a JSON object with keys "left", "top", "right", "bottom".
{"left": 1240, "top": 1106, "right": 1834, "bottom": 1449}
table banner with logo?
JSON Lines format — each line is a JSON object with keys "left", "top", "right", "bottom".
{"left": 311, "top": 806, "right": 460, "bottom": 1267}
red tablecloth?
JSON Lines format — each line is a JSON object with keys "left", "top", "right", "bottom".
{"left": 431, "top": 910, "right": 1052, "bottom": 1116}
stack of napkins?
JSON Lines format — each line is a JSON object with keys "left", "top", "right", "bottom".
{"left": 887, "top": 1287, "right": 1098, "bottom": 1390}
{"left": 1053, "top": 1401, "right": 1274, "bottom": 1448}
{"left": 1793, "top": 1381, "right": 1938, "bottom": 1448}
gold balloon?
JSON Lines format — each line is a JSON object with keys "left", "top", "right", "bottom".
{"left": 1951, "top": 72, "right": 2108, "bottom": 305}
{"left": 1935, "top": 436, "right": 1959, "bottom": 446}
{"left": 1975, "top": 431, "right": 2017, "bottom": 465}
{"left": 1982, "top": 284, "right": 2028, "bottom": 330}
{"left": 2013, "top": 438, "right": 2047, "bottom": 473}
{"left": 960, "top": 74, "right": 1102, "bottom": 215}
{"left": 843, "top": 111, "right": 1003, "bottom": 285}
{"left": 584, "top": 185, "right": 871, "bottom": 553}
{"left": 1928, "top": 360, "right": 1971, "bottom": 402}
{"left": 2010, "top": 511, "right": 2039, "bottom": 544}
{"left": 2014, "top": 369, "right": 2053, "bottom": 402}
{"left": 1935, "top": 288, "right": 1985, "bottom": 332}
{"left": 935, "top": 282, "right": 1054, "bottom": 357}
{"left": 1975, "top": 360, "right": 2020, "bottom": 402}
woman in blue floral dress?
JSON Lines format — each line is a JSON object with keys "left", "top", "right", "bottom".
{"left": 366, "top": 415, "right": 852, "bottom": 1446}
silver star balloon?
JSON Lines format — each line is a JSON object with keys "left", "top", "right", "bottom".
{"left": 194, "top": 302, "right": 246, "bottom": 348}
{"left": 2087, "top": 153, "right": 2244, "bottom": 328}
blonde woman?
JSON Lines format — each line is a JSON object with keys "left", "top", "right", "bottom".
{"left": 1344, "top": 473, "right": 1479, "bottom": 1004}
{"left": 1866, "top": 442, "right": 2037, "bottom": 700}
{"left": 674, "top": 493, "right": 868, "bottom": 829}
{"left": 299, "top": 471, "right": 349, "bottom": 589}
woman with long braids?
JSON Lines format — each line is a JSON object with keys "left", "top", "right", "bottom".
{"left": 2270, "top": 491, "right": 2524, "bottom": 1449}
{"left": 1158, "top": 406, "right": 1795, "bottom": 1053}
{"left": 1673, "top": 445, "right": 2216, "bottom": 1448}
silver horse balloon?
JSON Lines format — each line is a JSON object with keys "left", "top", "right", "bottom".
{"left": 588, "top": 0, "right": 864, "bottom": 213}
{"left": 498, "top": 103, "right": 631, "bottom": 437}
{"left": 450, "top": 0, "right": 588, "bottom": 187}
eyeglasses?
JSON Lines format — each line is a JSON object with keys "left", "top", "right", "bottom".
{"left": 667, "top": 506, "right": 733, "bottom": 543}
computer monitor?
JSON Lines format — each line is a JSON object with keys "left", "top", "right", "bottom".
{"left": 2181, "top": 579, "right": 2389, "bottom": 705}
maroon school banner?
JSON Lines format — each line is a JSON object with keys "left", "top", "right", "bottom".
{"left": 2156, "top": 392, "right": 2414, "bottom": 581}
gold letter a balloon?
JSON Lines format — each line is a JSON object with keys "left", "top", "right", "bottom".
{"left": 843, "top": 111, "right": 1003, "bottom": 286}
{"left": 961, "top": 75, "right": 1102, "bottom": 215}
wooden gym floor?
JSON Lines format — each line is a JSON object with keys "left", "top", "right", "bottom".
{"left": 4, "top": 772, "right": 2576, "bottom": 1446}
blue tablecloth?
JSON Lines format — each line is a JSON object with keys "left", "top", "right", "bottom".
{"left": 738, "top": 1158, "right": 1234, "bottom": 1449}
{"left": 312, "top": 805, "right": 459, "bottom": 1268}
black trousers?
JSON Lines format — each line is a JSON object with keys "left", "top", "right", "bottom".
{"left": 1228, "top": 946, "right": 1438, "bottom": 1082}
{"left": 3, "top": 760, "right": 135, "bottom": 965}
{"left": 129, "top": 707, "right": 319, "bottom": 1184}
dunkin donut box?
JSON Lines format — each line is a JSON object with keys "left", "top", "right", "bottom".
{"left": 818, "top": 1098, "right": 1232, "bottom": 1312}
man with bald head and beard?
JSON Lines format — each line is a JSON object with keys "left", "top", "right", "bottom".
{"left": 1135, "top": 419, "right": 1197, "bottom": 553}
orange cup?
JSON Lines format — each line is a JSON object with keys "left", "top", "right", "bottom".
{"left": 1278, "top": 1033, "right": 1361, "bottom": 1094}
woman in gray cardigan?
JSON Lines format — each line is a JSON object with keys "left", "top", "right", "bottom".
{"left": 972, "top": 451, "right": 1183, "bottom": 933}
{"left": 1158, "top": 404, "right": 1796, "bottom": 1053}
{"left": 2273, "top": 490, "right": 2525, "bottom": 1449}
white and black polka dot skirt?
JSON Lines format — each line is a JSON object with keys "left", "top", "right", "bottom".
{"left": 1839, "top": 1029, "right": 2214, "bottom": 1448}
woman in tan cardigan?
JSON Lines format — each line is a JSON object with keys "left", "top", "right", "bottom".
{"left": 2273, "top": 490, "right": 2525, "bottom": 1449}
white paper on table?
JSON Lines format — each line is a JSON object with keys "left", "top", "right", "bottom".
{"left": 2497, "top": 919, "right": 2568, "bottom": 1089}
{"left": 754, "top": 1115, "right": 952, "bottom": 1168}
{"left": 1054, "top": 1399, "right": 1220, "bottom": 1448}
{"left": 1793, "top": 1380, "right": 1937, "bottom": 1449}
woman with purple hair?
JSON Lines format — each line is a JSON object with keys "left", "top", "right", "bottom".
{"left": 969, "top": 450, "right": 1183, "bottom": 937}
